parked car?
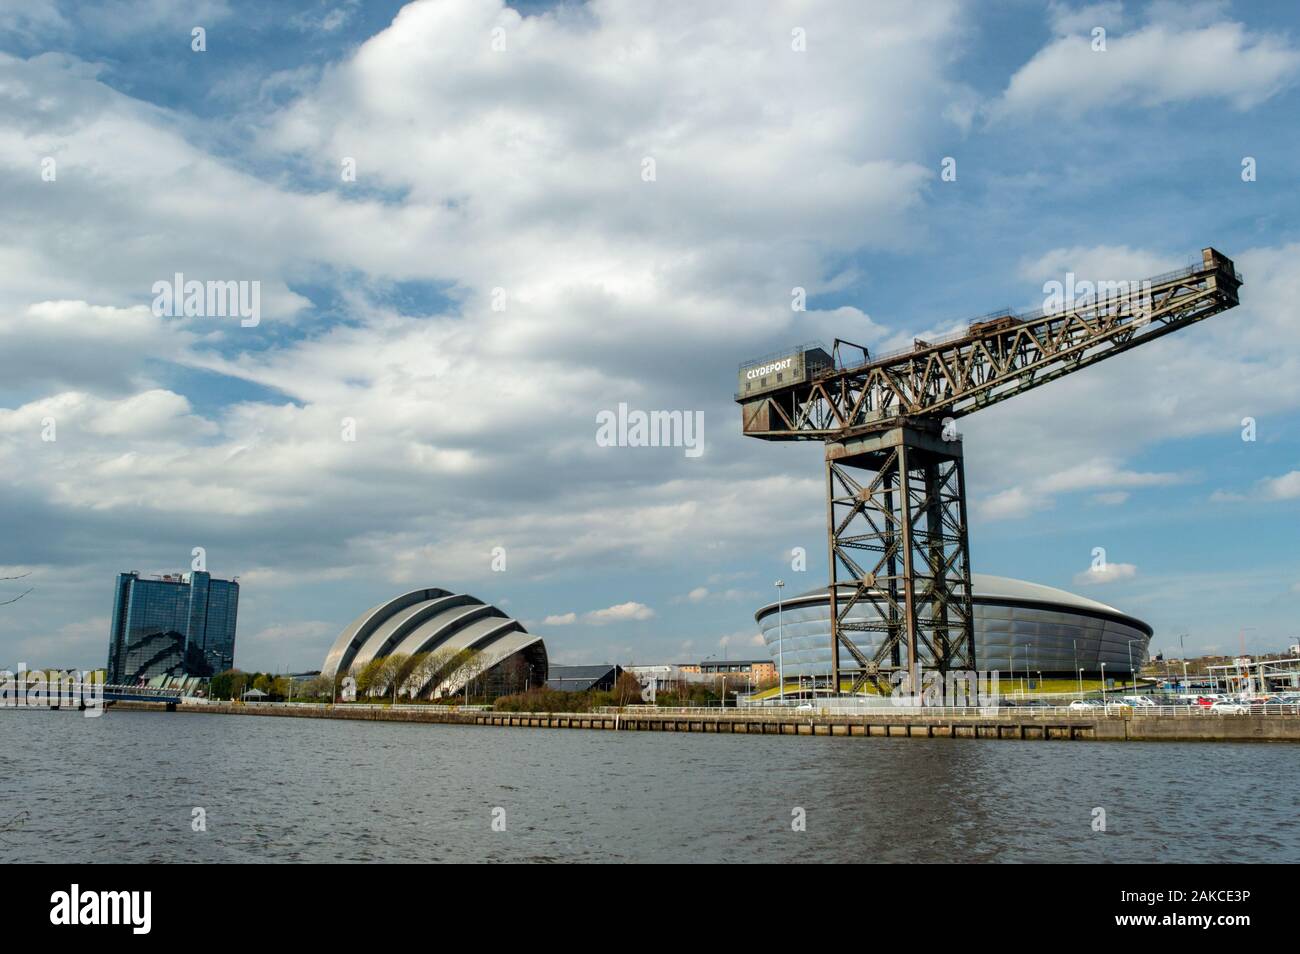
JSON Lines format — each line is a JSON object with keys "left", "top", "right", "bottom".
{"left": 1069, "top": 700, "right": 1100, "bottom": 710}
{"left": 1247, "top": 696, "right": 1286, "bottom": 708}
{"left": 1210, "top": 701, "right": 1248, "bottom": 714}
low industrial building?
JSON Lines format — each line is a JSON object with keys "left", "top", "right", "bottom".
{"left": 682, "top": 659, "right": 778, "bottom": 680}
{"left": 546, "top": 664, "right": 622, "bottom": 692}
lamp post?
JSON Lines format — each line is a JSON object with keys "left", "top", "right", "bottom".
{"left": 1100, "top": 662, "right": 1107, "bottom": 703}
{"left": 775, "top": 580, "right": 785, "bottom": 703}
{"left": 1127, "top": 639, "right": 1139, "bottom": 697}
{"left": 1179, "top": 632, "right": 1190, "bottom": 693}
{"left": 1078, "top": 667, "right": 1085, "bottom": 699}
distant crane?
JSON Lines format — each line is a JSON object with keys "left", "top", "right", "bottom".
{"left": 736, "top": 248, "right": 1242, "bottom": 700}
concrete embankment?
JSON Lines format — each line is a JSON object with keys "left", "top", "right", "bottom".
{"left": 104, "top": 700, "right": 1300, "bottom": 742}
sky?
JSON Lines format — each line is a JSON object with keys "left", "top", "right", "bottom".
{"left": 1, "top": 0, "right": 1298, "bottom": 673}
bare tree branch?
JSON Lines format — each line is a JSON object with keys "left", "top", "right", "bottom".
{"left": 0, "top": 588, "right": 32, "bottom": 606}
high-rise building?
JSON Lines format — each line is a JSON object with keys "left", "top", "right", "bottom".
{"left": 107, "top": 571, "right": 240, "bottom": 683}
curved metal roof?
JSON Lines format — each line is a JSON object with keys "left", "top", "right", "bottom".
{"left": 755, "top": 572, "right": 1150, "bottom": 634}
{"left": 322, "top": 587, "right": 543, "bottom": 682}
{"left": 322, "top": 587, "right": 453, "bottom": 677}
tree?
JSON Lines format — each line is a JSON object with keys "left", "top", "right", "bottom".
{"left": 401, "top": 652, "right": 439, "bottom": 699}
{"left": 448, "top": 649, "right": 484, "bottom": 702}
{"left": 353, "top": 657, "right": 386, "bottom": 698}
{"left": 298, "top": 673, "right": 331, "bottom": 701}
{"left": 378, "top": 653, "right": 415, "bottom": 702}
{"left": 422, "top": 647, "right": 459, "bottom": 697}
{"left": 612, "top": 670, "right": 644, "bottom": 707}
{"left": 210, "top": 669, "right": 243, "bottom": 700}
{"left": 398, "top": 653, "right": 423, "bottom": 695}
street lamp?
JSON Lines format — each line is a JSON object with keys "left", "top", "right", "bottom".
{"left": 1126, "top": 639, "right": 1139, "bottom": 696}
{"left": 774, "top": 580, "right": 785, "bottom": 703}
{"left": 703, "top": 654, "right": 724, "bottom": 708}
{"left": 1078, "top": 667, "right": 1085, "bottom": 699}
{"left": 1100, "top": 662, "right": 1107, "bottom": 703}
{"left": 1179, "top": 632, "right": 1190, "bottom": 693}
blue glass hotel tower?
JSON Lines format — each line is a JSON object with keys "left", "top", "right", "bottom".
{"left": 107, "top": 571, "right": 239, "bottom": 683}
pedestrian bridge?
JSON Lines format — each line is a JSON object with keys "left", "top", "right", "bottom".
{"left": 102, "top": 684, "right": 187, "bottom": 705}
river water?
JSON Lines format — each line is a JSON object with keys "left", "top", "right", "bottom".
{"left": 2, "top": 709, "right": 1296, "bottom": 863}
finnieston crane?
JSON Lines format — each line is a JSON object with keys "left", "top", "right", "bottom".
{"left": 736, "top": 248, "right": 1242, "bottom": 701}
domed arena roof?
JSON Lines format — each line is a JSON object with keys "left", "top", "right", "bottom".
{"left": 756, "top": 573, "right": 1148, "bottom": 634}
{"left": 322, "top": 587, "right": 546, "bottom": 697}
{"left": 750, "top": 572, "right": 1152, "bottom": 678}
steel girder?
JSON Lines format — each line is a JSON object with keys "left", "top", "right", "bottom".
{"left": 741, "top": 249, "right": 1242, "bottom": 442}
{"left": 825, "top": 424, "right": 975, "bottom": 699}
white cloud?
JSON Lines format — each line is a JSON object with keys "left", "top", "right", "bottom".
{"left": 243, "top": 620, "right": 338, "bottom": 657}
{"left": 584, "top": 601, "right": 655, "bottom": 625}
{"left": 1048, "top": 1, "right": 1124, "bottom": 37}
{"left": 3, "top": 3, "right": 1298, "bottom": 671}
{"left": 993, "top": 15, "right": 1300, "bottom": 119}
{"left": 1074, "top": 562, "right": 1138, "bottom": 586}
{"left": 976, "top": 459, "right": 1181, "bottom": 521}
{"left": 717, "top": 630, "right": 767, "bottom": 650}
{"left": 0, "top": 1, "right": 966, "bottom": 615}
{"left": 1259, "top": 471, "right": 1300, "bottom": 500}
{"left": 1018, "top": 245, "right": 1181, "bottom": 294}
{"left": 979, "top": 486, "right": 1044, "bottom": 521}
{"left": 964, "top": 241, "right": 1300, "bottom": 530}
{"left": 1210, "top": 470, "right": 1300, "bottom": 503}
{"left": 542, "top": 612, "right": 577, "bottom": 625}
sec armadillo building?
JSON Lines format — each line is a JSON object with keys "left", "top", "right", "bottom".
{"left": 323, "top": 587, "right": 547, "bottom": 697}
{"left": 755, "top": 574, "right": 1152, "bottom": 682}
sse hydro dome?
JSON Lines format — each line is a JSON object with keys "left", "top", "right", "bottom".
{"left": 755, "top": 574, "right": 1152, "bottom": 682}
{"left": 322, "top": 587, "right": 547, "bottom": 697}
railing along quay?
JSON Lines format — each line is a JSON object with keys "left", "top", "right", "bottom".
{"left": 101, "top": 699, "right": 1300, "bottom": 742}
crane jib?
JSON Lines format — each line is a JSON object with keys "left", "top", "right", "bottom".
{"left": 737, "top": 247, "right": 1241, "bottom": 441}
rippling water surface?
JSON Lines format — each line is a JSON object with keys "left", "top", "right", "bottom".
{"left": 2, "top": 709, "right": 1296, "bottom": 863}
